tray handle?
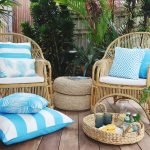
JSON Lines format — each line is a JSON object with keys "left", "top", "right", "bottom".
{"left": 123, "top": 122, "right": 142, "bottom": 136}
{"left": 94, "top": 101, "right": 107, "bottom": 116}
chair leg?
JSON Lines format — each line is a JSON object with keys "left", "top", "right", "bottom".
{"left": 91, "top": 85, "right": 98, "bottom": 109}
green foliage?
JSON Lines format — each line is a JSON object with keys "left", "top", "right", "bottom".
{"left": 55, "top": 0, "right": 111, "bottom": 45}
{"left": 73, "top": 25, "right": 119, "bottom": 76}
{"left": 55, "top": 0, "right": 87, "bottom": 17}
{"left": 0, "top": 0, "right": 19, "bottom": 27}
{"left": 55, "top": 0, "right": 111, "bottom": 76}
{"left": 140, "top": 87, "right": 150, "bottom": 104}
{"left": 115, "top": 0, "right": 150, "bottom": 33}
{"left": 100, "top": 23, "right": 119, "bottom": 49}
{"left": 73, "top": 42, "right": 104, "bottom": 76}
{"left": 123, "top": 0, "right": 138, "bottom": 32}
{"left": 138, "top": 0, "right": 150, "bottom": 31}
{"left": 21, "top": 22, "right": 35, "bottom": 39}
{"left": 93, "top": 0, "right": 111, "bottom": 45}
{"left": 21, "top": 0, "right": 75, "bottom": 78}
{"left": 0, "top": 0, "right": 18, "bottom": 13}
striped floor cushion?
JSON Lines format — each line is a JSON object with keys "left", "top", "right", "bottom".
{"left": 0, "top": 107, "right": 73, "bottom": 145}
{"left": 0, "top": 43, "right": 32, "bottom": 59}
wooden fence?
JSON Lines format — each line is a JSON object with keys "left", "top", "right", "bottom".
{"left": 11, "top": 0, "right": 90, "bottom": 48}
{"left": 13, "top": 0, "right": 32, "bottom": 33}
{"left": 0, "top": 7, "right": 12, "bottom": 33}
{"left": 0, "top": 1, "right": 141, "bottom": 48}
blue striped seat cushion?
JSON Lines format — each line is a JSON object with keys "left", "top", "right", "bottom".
{"left": 0, "top": 43, "right": 32, "bottom": 59}
{"left": 0, "top": 107, "right": 73, "bottom": 145}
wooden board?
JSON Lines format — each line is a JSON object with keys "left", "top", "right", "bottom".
{"left": 120, "top": 144, "right": 141, "bottom": 150}
{"left": 38, "top": 130, "right": 62, "bottom": 150}
{"left": 59, "top": 111, "right": 78, "bottom": 150}
{"left": 0, "top": 137, "right": 42, "bottom": 150}
{"left": 100, "top": 143, "right": 120, "bottom": 150}
{"left": 138, "top": 133, "right": 150, "bottom": 150}
{"left": 79, "top": 111, "right": 100, "bottom": 150}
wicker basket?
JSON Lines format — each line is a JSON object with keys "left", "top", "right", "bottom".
{"left": 82, "top": 103, "right": 144, "bottom": 145}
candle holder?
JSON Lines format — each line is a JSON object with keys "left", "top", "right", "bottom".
{"left": 95, "top": 113, "right": 104, "bottom": 128}
{"left": 104, "top": 113, "right": 112, "bottom": 125}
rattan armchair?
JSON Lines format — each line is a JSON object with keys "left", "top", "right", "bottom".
{"left": 91, "top": 32, "right": 150, "bottom": 119}
{"left": 0, "top": 33, "right": 53, "bottom": 107}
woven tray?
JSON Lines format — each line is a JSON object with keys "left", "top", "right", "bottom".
{"left": 82, "top": 102, "right": 144, "bottom": 145}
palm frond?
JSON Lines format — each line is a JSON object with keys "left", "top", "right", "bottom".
{"left": 55, "top": 0, "right": 86, "bottom": 15}
{"left": 55, "top": 0, "right": 111, "bottom": 45}
{"left": 0, "top": 0, "right": 19, "bottom": 27}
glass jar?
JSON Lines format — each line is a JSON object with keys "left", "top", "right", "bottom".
{"left": 118, "top": 100, "right": 129, "bottom": 113}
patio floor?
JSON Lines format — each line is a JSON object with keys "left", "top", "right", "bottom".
{"left": 0, "top": 98, "right": 150, "bottom": 150}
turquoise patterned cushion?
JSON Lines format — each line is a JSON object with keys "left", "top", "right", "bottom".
{"left": 0, "top": 42, "right": 32, "bottom": 59}
{"left": 109, "top": 47, "right": 145, "bottom": 79}
{"left": 0, "top": 58, "right": 36, "bottom": 77}
{"left": 139, "top": 49, "right": 150, "bottom": 79}
{"left": 0, "top": 107, "right": 73, "bottom": 145}
{"left": 0, "top": 93, "right": 48, "bottom": 113}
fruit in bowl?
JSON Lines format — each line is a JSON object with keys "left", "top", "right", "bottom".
{"left": 99, "top": 124, "right": 123, "bottom": 134}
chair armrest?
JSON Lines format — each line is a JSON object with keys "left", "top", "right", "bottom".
{"left": 35, "top": 59, "right": 52, "bottom": 83}
{"left": 35, "top": 59, "right": 53, "bottom": 101}
{"left": 92, "top": 59, "right": 112, "bottom": 83}
{"left": 146, "top": 66, "right": 150, "bottom": 87}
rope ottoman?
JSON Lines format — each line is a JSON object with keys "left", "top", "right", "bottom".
{"left": 53, "top": 76, "right": 92, "bottom": 111}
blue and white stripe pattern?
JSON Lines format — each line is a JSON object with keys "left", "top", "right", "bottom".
{"left": 0, "top": 43, "right": 32, "bottom": 59}
{"left": 0, "top": 107, "right": 73, "bottom": 145}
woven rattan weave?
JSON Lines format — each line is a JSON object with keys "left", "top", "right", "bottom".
{"left": 83, "top": 103, "right": 144, "bottom": 145}
{"left": 91, "top": 32, "right": 150, "bottom": 120}
{"left": 0, "top": 33, "right": 53, "bottom": 107}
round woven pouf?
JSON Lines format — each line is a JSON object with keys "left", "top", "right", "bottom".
{"left": 54, "top": 92, "right": 91, "bottom": 111}
{"left": 53, "top": 76, "right": 92, "bottom": 111}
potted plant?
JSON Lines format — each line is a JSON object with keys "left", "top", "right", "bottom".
{"left": 55, "top": 0, "right": 111, "bottom": 76}
{"left": 73, "top": 42, "right": 105, "bottom": 76}
{"left": 140, "top": 87, "right": 150, "bottom": 108}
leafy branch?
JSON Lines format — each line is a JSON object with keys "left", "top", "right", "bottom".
{"left": 55, "top": 0, "right": 111, "bottom": 45}
{"left": 0, "top": 0, "right": 19, "bottom": 27}
{"left": 140, "top": 87, "right": 150, "bottom": 104}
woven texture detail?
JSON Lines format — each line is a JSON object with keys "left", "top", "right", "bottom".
{"left": 54, "top": 92, "right": 90, "bottom": 111}
{"left": 0, "top": 33, "right": 53, "bottom": 107}
{"left": 83, "top": 114, "right": 144, "bottom": 145}
{"left": 53, "top": 77, "right": 92, "bottom": 95}
{"left": 92, "top": 32, "right": 150, "bottom": 120}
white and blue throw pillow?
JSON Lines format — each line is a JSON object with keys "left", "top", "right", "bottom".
{"left": 0, "top": 42, "right": 32, "bottom": 59}
{"left": 0, "top": 58, "right": 36, "bottom": 77}
{"left": 0, "top": 93, "right": 48, "bottom": 113}
{"left": 109, "top": 47, "right": 145, "bottom": 79}
{"left": 139, "top": 49, "right": 150, "bottom": 79}
{"left": 0, "top": 107, "right": 73, "bottom": 145}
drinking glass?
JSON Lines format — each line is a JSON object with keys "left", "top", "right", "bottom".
{"left": 95, "top": 113, "right": 104, "bottom": 128}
